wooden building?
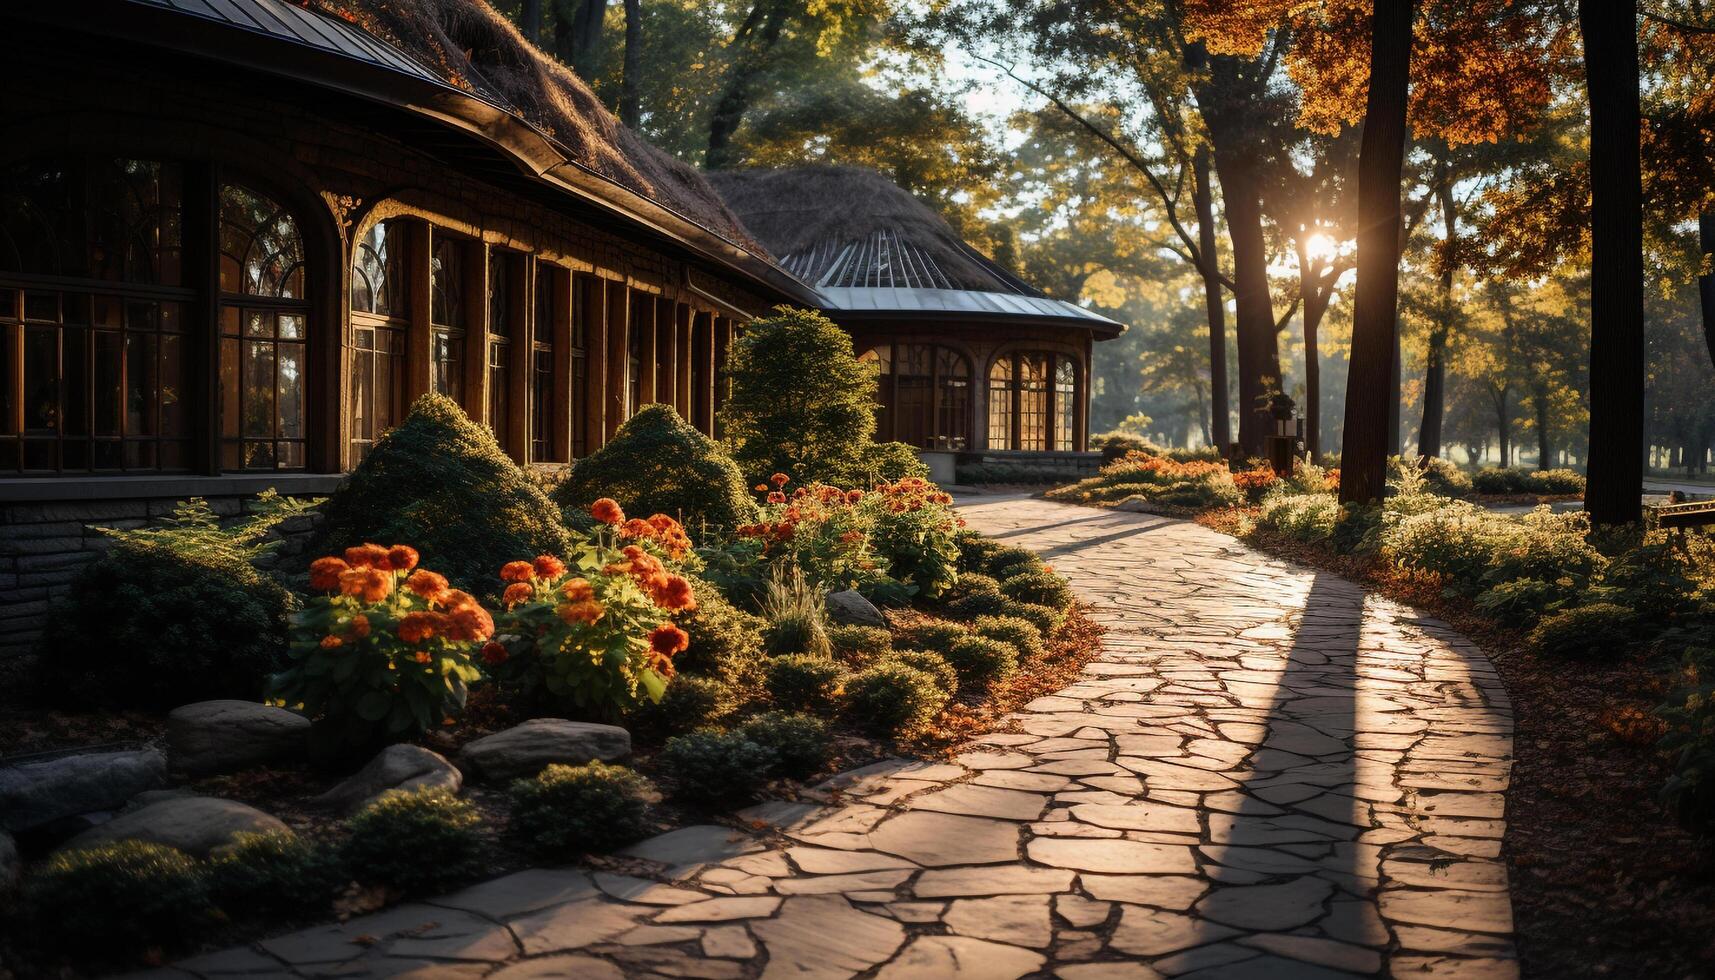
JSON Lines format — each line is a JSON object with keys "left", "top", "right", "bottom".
{"left": 709, "top": 167, "right": 1124, "bottom": 458}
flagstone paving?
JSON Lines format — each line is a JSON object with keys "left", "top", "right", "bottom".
{"left": 149, "top": 495, "right": 1515, "bottom": 979}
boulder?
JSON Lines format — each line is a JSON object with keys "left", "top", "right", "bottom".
{"left": 0, "top": 747, "right": 167, "bottom": 832}
{"left": 314, "top": 744, "right": 462, "bottom": 813}
{"left": 456, "top": 719, "right": 630, "bottom": 782}
{"left": 63, "top": 796, "right": 288, "bottom": 858}
{"left": 0, "top": 830, "right": 18, "bottom": 894}
{"left": 826, "top": 589, "right": 886, "bottom": 628}
{"left": 168, "top": 700, "right": 310, "bottom": 775}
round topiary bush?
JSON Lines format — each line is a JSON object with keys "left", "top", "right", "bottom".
{"left": 1006, "top": 601, "right": 1063, "bottom": 636}
{"left": 979, "top": 545, "right": 1042, "bottom": 579}
{"left": 658, "top": 729, "right": 780, "bottom": 808}
{"left": 737, "top": 711, "right": 833, "bottom": 779}
{"left": 627, "top": 674, "right": 734, "bottom": 739}
{"left": 829, "top": 624, "right": 893, "bottom": 666}
{"left": 907, "top": 620, "right": 969, "bottom": 657}
{"left": 207, "top": 831, "right": 343, "bottom": 921}
{"left": 843, "top": 661, "right": 949, "bottom": 737}
{"left": 26, "top": 840, "right": 215, "bottom": 962}
{"left": 555, "top": 404, "right": 757, "bottom": 530}
{"left": 947, "top": 572, "right": 1004, "bottom": 603}
{"left": 1529, "top": 602, "right": 1637, "bottom": 659}
{"left": 342, "top": 788, "right": 484, "bottom": 895}
{"left": 971, "top": 615, "right": 1045, "bottom": 661}
{"left": 885, "top": 649, "right": 958, "bottom": 696}
{"left": 311, "top": 393, "right": 569, "bottom": 593}
{"left": 764, "top": 654, "right": 847, "bottom": 714}
{"left": 1000, "top": 569, "right": 1073, "bottom": 610}
{"left": 509, "top": 761, "right": 657, "bottom": 858}
{"left": 671, "top": 576, "right": 767, "bottom": 689}
{"left": 943, "top": 635, "right": 1019, "bottom": 689}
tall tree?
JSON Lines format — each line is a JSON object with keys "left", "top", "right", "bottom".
{"left": 521, "top": 0, "right": 542, "bottom": 42}
{"left": 1194, "top": 147, "right": 1232, "bottom": 451}
{"left": 1579, "top": 0, "right": 1645, "bottom": 524}
{"left": 1338, "top": 0, "right": 1414, "bottom": 503}
{"left": 620, "top": 0, "right": 642, "bottom": 127}
{"left": 555, "top": 0, "right": 608, "bottom": 79}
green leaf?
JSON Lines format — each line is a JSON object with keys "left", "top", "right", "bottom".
{"left": 355, "top": 690, "right": 391, "bottom": 721}
{"left": 639, "top": 669, "right": 667, "bottom": 703}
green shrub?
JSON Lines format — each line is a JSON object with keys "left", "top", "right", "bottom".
{"left": 886, "top": 649, "right": 959, "bottom": 696}
{"left": 26, "top": 841, "right": 214, "bottom": 962}
{"left": 1658, "top": 647, "right": 1715, "bottom": 833}
{"left": 1405, "top": 455, "right": 1474, "bottom": 498}
{"left": 863, "top": 441, "right": 931, "bottom": 481}
{"left": 555, "top": 404, "right": 757, "bottom": 530}
{"left": 658, "top": 730, "right": 779, "bottom": 808}
{"left": 717, "top": 306, "right": 881, "bottom": 487}
{"left": 1529, "top": 602, "right": 1636, "bottom": 659}
{"left": 1472, "top": 467, "right": 1528, "bottom": 495}
{"left": 829, "top": 624, "right": 893, "bottom": 665}
{"left": 342, "top": 788, "right": 483, "bottom": 895}
{"left": 947, "top": 572, "right": 1003, "bottom": 603}
{"left": 843, "top": 662, "right": 949, "bottom": 737}
{"left": 671, "top": 576, "right": 767, "bottom": 689}
{"left": 1591, "top": 538, "right": 1706, "bottom": 619}
{"left": 1007, "top": 602, "right": 1063, "bottom": 636}
{"left": 907, "top": 620, "right": 969, "bottom": 657}
{"left": 37, "top": 494, "right": 304, "bottom": 709}
{"left": 946, "top": 591, "right": 1014, "bottom": 619}
{"left": 627, "top": 674, "right": 733, "bottom": 739}
{"left": 760, "top": 565, "right": 831, "bottom": 657}
{"left": 312, "top": 394, "right": 569, "bottom": 593}
{"left": 1472, "top": 578, "right": 1569, "bottom": 627}
{"left": 1256, "top": 492, "right": 1341, "bottom": 543}
{"left": 509, "top": 762, "right": 656, "bottom": 858}
{"left": 1093, "top": 431, "right": 1155, "bottom": 462}
{"left": 1530, "top": 468, "right": 1585, "bottom": 494}
{"left": 944, "top": 635, "right": 1019, "bottom": 689}
{"left": 1000, "top": 569, "right": 1074, "bottom": 610}
{"left": 867, "top": 498, "right": 961, "bottom": 599}
{"left": 737, "top": 711, "right": 833, "bottom": 780}
{"left": 978, "top": 545, "right": 1042, "bottom": 579}
{"left": 954, "top": 531, "right": 1005, "bottom": 571}
{"left": 208, "top": 831, "right": 343, "bottom": 920}
{"left": 972, "top": 615, "right": 1045, "bottom": 660}
{"left": 764, "top": 654, "right": 847, "bottom": 713}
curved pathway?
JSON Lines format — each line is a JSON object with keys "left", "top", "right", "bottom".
{"left": 157, "top": 496, "right": 1515, "bottom": 980}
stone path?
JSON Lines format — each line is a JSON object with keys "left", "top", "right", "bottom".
{"left": 149, "top": 495, "right": 1515, "bottom": 980}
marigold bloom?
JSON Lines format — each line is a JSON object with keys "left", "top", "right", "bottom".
{"left": 445, "top": 605, "right": 494, "bottom": 642}
{"left": 500, "top": 560, "right": 535, "bottom": 583}
{"left": 397, "top": 611, "right": 443, "bottom": 644}
{"left": 770, "top": 472, "right": 789, "bottom": 487}
{"left": 767, "top": 491, "right": 786, "bottom": 504}
{"left": 648, "top": 652, "right": 677, "bottom": 679}
{"left": 755, "top": 484, "right": 768, "bottom": 493}
{"left": 558, "top": 599, "right": 604, "bottom": 625}
{"left": 653, "top": 574, "right": 696, "bottom": 611}
{"left": 648, "top": 514, "right": 678, "bottom": 533}
{"left": 503, "top": 582, "right": 535, "bottom": 608}
{"left": 344, "top": 543, "right": 391, "bottom": 570}
{"left": 591, "top": 498, "right": 625, "bottom": 525}
{"left": 350, "top": 614, "right": 371, "bottom": 638}
{"left": 846, "top": 489, "right": 863, "bottom": 503}
{"left": 386, "top": 545, "right": 420, "bottom": 572}
{"left": 309, "top": 556, "right": 350, "bottom": 591}
{"left": 404, "top": 569, "right": 449, "bottom": 599}
{"left": 437, "top": 588, "right": 480, "bottom": 611}
{"left": 413, "top": 651, "right": 432, "bottom": 664}
{"left": 648, "top": 623, "right": 689, "bottom": 657}
{"left": 480, "top": 641, "right": 509, "bottom": 666}
{"left": 338, "top": 567, "right": 393, "bottom": 603}
{"left": 561, "top": 577, "right": 596, "bottom": 603}
{"left": 620, "top": 518, "right": 655, "bottom": 539}
{"left": 319, "top": 634, "right": 343, "bottom": 649}
{"left": 533, "top": 554, "right": 567, "bottom": 580}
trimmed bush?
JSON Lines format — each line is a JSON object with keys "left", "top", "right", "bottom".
{"left": 1529, "top": 602, "right": 1636, "bottom": 659}
{"left": 885, "top": 649, "right": 958, "bottom": 696}
{"left": 1415, "top": 456, "right": 1474, "bottom": 498}
{"left": 946, "top": 590, "right": 1014, "bottom": 619}
{"left": 312, "top": 394, "right": 569, "bottom": 593}
{"left": 764, "top": 654, "right": 847, "bottom": 714}
{"left": 907, "top": 620, "right": 969, "bottom": 657}
{"left": 844, "top": 661, "right": 949, "bottom": 737}
{"left": 980, "top": 545, "right": 1042, "bottom": 580}
{"left": 509, "top": 762, "right": 656, "bottom": 858}
{"left": 208, "top": 831, "right": 343, "bottom": 920}
{"left": 972, "top": 615, "right": 1045, "bottom": 661}
{"left": 864, "top": 441, "right": 931, "bottom": 481}
{"left": 1000, "top": 569, "right": 1074, "bottom": 610}
{"left": 737, "top": 712, "right": 834, "bottom": 780}
{"left": 1472, "top": 578, "right": 1569, "bottom": 627}
{"left": 944, "top": 635, "right": 1019, "bottom": 689}
{"left": 658, "top": 730, "right": 779, "bottom": 808}
{"left": 1007, "top": 601, "right": 1063, "bottom": 636}
{"left": 1256, "top": 492, "right": 1342, "bottom": 543}
{"left": 829, "top": 624, "right": 893, "bottom": 665}
{"left": 627, "top": 674, "right": 733, "bottom": 739}
{"left": 555, "top": 404, "right": 756, "bottom": 529}
{"left": 342, "top": 788, "right": 483, "bottom": 895}
{"left": 671, "top": 577, "right": 767, "bottom": 689}
{"left": 954, "top": 530, "right": 1005, "bottom": 571}
{"left": 947, "top": 572, "right": 1004, "bottom": 604}
{"left": 26, "top": 840, "right": 214, "bottom": 962}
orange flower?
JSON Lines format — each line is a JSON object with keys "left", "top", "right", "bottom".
{"left": 648, "top": 623, "right": 689, "bottom": 657}
{"left": 620, "top": 517, "right": 655, "bottom": 539}
{"left": 397, "top": 610, "right": 444, "bottom": 644}
{"left": 846, "top": 489, "right": 863, "bottom": 503}
{"left": 755, "top": 484, "right": 768, "bottom": 492}
{"left": 319, "top": 634, "right": 343, "bottom": 649}
{"left": 344, "top": 543, "right": 391, "bottom": 570}
{"left": 436, "top": 588, "right": 480, "bottom": 611}
{"left": 309, "top": 556, "right": 350, "bottom": 591}
{"left": 503, "top": 582, "right": 535, "bottom": 608}
{"left": 770, "top": 472, "right": 789, "bottom": 487}
{"left": 500, "top": 560, "right": 535, "bottom": 583}
{"left": 350, "top": 614, "right": 371, "bottom": 638}
{"left": 405, "top": 569, "right": 449, "bottom": 599}
{"left": 533, "top": 554, "right": 567, "bottom": 580}
{"left": 558, "top": 599, "right": 604, "bottom": 625}
{"left": 445, "top": 604, "right": 494, "bottom": 642}
{"left": 561, "top": 577, "right": 595, "bottom": 603}
{"left": 413, "top": 650, "right": 432, "bottom": 664}
{"left": 480, "top": 641, "right": 509, "bottom": 666}
{"left": 648, "top": 514, "right": 679, "bottom": 533}
{"left": 591, "top": 498, "right": 625, "bottom": 525}
{"left": 767, "top": 491, "right": 786, "bottom": 504}
{"left": 338, "top": 567, "right": 392, "bottom": 604}
{"left": 653, "top": 574, "right": 697, "bottom": 611}
{"left": 386, "top": 545, "right": 420, "bottom": 572}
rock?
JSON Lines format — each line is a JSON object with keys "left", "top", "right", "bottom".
{"left": 0, "top": 747, "right": 167, "bottom": 832}
{"left": 63, "top": 796, "right": 288, "bottom": 857}
{"left": 875, "top": 936, "right": 1045, "bottom": 979}
{"left": 456, "top": 719, "right": 630, "bottom": 782}
{"left": 167, "top": 700, "right": 310, "bottom": 776}
{"left": 314, "top": 744, "right": 461, "bottom": 813}
{"left": 826, "top": 589, "right": 887, "bottom": 628}
{"left": 0, "top": 830, "right": 18, "bottom": 893}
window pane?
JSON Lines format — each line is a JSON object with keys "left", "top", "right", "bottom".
{"left": 219, "top": 183, "right": 309, "bottom": 471}
{"left": 220, "top": 183, "right": 304, "bottom": 298}
{"left": 432, "top": 236, "right": 466, "bottom": 328}
{"left": 353, "top": 220, "right": 410, "bottom": 317}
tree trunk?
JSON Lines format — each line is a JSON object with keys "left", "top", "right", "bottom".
{"left": 1420, "top": 179, "right": 1456, "bottom": 458}
{"left": 1493, "top": 388, "right": 1511, "bottom": 467}
{"left": 1194, "top": 147, "right": 1232, "bottom": 455}
{"left": 1209, "top": 150, "right": 1279, "bottom": 457}
{"left": 620, "top": 0, "right": 642, "bottom": 128}
{"left": 1338, "top": 0, "right": 1415, "bottom": 504}
{"left": 705, "top": 0, "right": 789, "bottom": 169}
{"left": 1388, "top": 323, "right": 1403, "bottom": 456}
{"left": 1579, "top": 0, "right": 1645, "bottom": 524}
{"left": 556, "top": 0, "right": 608, "bottom": 80}
{"left": 1296, "top": 237, "right": 1335, "bottom": 462}
{"left": 1535, "top": 395, "right": 1551, "bottom": 469}
{"left": 521, "top": 0, "right": 542, "bottom": 43}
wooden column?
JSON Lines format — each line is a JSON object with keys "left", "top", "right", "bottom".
{"left": 1076, "top": 338, "right": 1092, "bottom": 451}
{"left": 675, "top": 303, "right": 693, "bottom": 416}
{"left": 604, "top": 281, "right": 629, "bottom": 441}
{"left": 506, "top": 255, "right": 531, "bottom": 464}
{"left": 656, "top": 299, "right": 674, "bottom": 414}
{"left": 695, "top": 310, "right": 715, "bottom": 434}
{"left": 713, "top": 316, "right": 733, "bottom": 438}
{"left": 637, "top": 293, "right": 657, "bottom": 405}
{"left": 184, "top": 161, "right": 220, "bottom": 475}
{"left": 405, "top": 220, "right": 433, "bottom": 402}
{"left": 462, "top": 242, "right": 489, "bottom": 426}
{"left": 549, "top": 266, "right": 573, "bottom": 464}
{"left": 583, "top": 276, "right": 607, "bottom": 453}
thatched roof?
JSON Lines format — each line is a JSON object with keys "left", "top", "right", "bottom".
{"left": 306, "top": 0, "right": 760, "bottom": 252}
{"left": 706, "top": 166, "right": 1041, "bottom": 295}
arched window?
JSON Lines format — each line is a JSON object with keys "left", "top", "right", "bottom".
{"left": 219, "top": 182, "right": 308, "bottom": 471}
{"left": 350, "top": 220, "right": 409, "bottom": 463}
{"left": 860, "top": 343, "right": 971, "bottom": 450}
{"left": 987, "top": 350, "right": 1080, "bottom": 452}
{"left": 0, "top": 158, "right": 192, "bottom": 473}
{"left": 430, "top": 233, "right": 466, "bottom": 403}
